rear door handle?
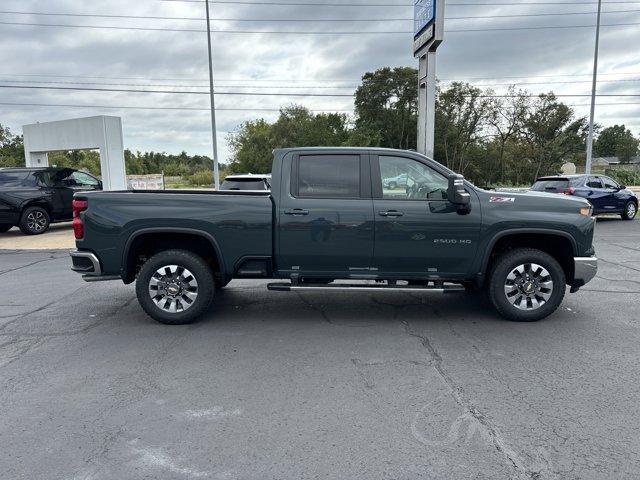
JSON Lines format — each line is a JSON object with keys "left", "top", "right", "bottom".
{"left": 378, "top": 210, "right": 404, "bottom": 217}
{"left": 284, "top": 208, "right": 309, "bottom": 216}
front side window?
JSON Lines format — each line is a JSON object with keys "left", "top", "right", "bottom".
{"left": 378, "top": 156, "right": 448, "bottom": 201}
{"left": 70, "top": 171, "right": 99, "bottom": 187}
{"left": 297, "top": 155, "right": 360, "bottom": 198}
{"left": 602, "top": 177, "right": 619, "bottom": 189}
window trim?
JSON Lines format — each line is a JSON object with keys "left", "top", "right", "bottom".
{"left": 290, "top": 153, "right": 370, "bottom": 200}
{"left": 371, "top": 154, "right": 450, "bottom": 202}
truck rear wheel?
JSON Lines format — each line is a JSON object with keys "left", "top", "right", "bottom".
{"left": 136, "top": 249, "right": 215, "bottom": 325}
{"left": 488, "top": 248, "right": 565, "bottom": 322}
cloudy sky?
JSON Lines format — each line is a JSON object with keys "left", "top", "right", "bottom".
{"left": 1, "top": 0, "right": 639, "bottom": 163}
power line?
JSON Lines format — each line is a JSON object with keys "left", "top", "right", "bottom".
{"left": 2, "top": 8, "right": 640, "bottom": 21}
{"left": 0, "top": 102, "right": 354, "bottom": 112}
{"left": 158, "top": 0, "right": 640, "bottom": 5}
{"left": 0, "top": 101, "right": 638, "bottom": 111}
{"left": 0, "top": 79, "right": 361, "bottom": 89}
{"left": 3, "top": 71, "right": 640, "bottom": 83}
{"left": 3, "top": 77, "right": 640, "bottom": 89}
{"left": 1, "top": 19, "right": 640, "bottom": 33}
{"left": 2, "top": 84, "right": 640, "bottom": 98}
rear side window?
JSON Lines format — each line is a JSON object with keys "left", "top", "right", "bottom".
{"left": 221, "top": 179, "right": 267, "bottom": 191}
{"left": 531, "top": 179, "right": 569, "bottom": 193}
{"left": 586, "top": 177, "right": 602, "bottom": 188}
{"left": 0, "top": 171, "right": 35, "bottom": 187}
{"left": 296, "top": 155, "right": 360, "bottom": 198}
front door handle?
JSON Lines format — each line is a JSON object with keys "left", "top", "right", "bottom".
{"left": 379, "top": 210, "right": 404, "bottom": 217}
{"left": 284, "top": 208, "right": 309, "bottom": 216}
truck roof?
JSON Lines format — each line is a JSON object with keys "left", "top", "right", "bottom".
{"left": 274, "top": 146, "right": 422, "bottom": 156}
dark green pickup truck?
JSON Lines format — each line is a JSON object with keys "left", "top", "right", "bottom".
{"left": 70, "top": 147, "right": 597, "bottom": 324}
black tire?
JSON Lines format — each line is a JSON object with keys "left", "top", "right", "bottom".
{"left": 488, "top": 248, "right": 566, "bottom": 322}
{"left": 0, "top": 224, "right": 12, "bottom": 233}
{"left": 18, "top": 206, "right": 50, "bottom": 235}
{"left": 135, "top": 249, "right": 215, "bottom": 325}
{"left": 621, "top": 201, "right": 637, "bottom": 221}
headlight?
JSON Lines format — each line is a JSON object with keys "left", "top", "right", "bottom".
{"left": 580, "top": 206, "right": 593, "bottom": 217}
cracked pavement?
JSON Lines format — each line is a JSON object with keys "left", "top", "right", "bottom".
{"left": 1, "top": 218, "right": 640, "bottom": 479}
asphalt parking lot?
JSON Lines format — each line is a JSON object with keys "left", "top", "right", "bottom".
{"left": 1, "top": 218, "right": 639, "bottom": 480}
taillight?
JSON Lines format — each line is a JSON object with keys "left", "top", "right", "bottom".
{"left": 72, "top": 199, "right": 88, "bottom": 239}
{"left": 563, "top": 187, "right": 575, "bottom": 195}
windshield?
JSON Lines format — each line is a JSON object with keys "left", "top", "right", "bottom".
{"left": 220, "top": 179, "right": 268, "bottom": 191}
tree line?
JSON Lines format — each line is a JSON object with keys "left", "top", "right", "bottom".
{"left": 2, "top": 66, "right": 639, "bottom": 188}
{"left": 228, "top": 67, "right": 640, "bottom": 187}
{"left": 0, "top": 128, "right": 217, "bottom": 180}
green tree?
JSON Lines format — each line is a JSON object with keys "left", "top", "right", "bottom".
{"left": 594, "top": 124, "right": 640, "bottom": 162}
{"left": 434, "top": 82, "right": 494, "bottom": 175}
{"left": 520, "top": 93, "right": 588, "bottom": 180}
{"left": 353, "top": 67, "right": 418, "bottom": 150}
{"left": 0, "top": 124, "right": 25, "bottom": 168}
{"left": 227, "top": 105, "right": 351, "bottom": 173}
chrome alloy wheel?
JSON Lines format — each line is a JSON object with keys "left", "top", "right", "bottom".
{"left": 148, "top": 265, "right": 198, "bottom": 313}
{"left": 27, "top": 210, "right": 47, "bottom": 232}
{"left": 627, "top": 202, "right": 637, "bottom": 219}
{"left": 503, "top": 263, "right": 553, "bottom": 311}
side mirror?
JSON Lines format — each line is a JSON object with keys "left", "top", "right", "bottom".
{"left": 97, "top": 181, "right": 103, "bottom": 190}
{"left": 619, "top": 185, "right": 627, "bottom": 190}
{"left": 448, "top": 174, "right": 470, "bottom": 206}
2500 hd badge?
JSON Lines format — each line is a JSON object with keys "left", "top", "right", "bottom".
{"left": 434, "top": 239, "right": 473, "bottom": 244}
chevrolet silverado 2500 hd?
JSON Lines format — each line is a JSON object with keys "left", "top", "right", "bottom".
{"left": 70, "top": 147, "right": 597, "bottom": 324}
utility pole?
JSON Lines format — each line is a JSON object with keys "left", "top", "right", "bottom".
{"left": 205, "top": 0, "right": 220, "bottom": 189}
{"left": 585, "top": 0, "right": 602, "bottom": 175}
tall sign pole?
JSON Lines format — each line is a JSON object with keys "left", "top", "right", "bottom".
{"left": 205, "top": 0, "right": 220, "bottom": 189}
{"left": 585, "top": 0, "right": 602, "bottom": 175}
{"left": 415, "top": 0, "right": 445, "bottom": 158}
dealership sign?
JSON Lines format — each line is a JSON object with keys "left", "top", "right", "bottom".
{"left": 413, "top": 0, "right": 438, "bottom": 56}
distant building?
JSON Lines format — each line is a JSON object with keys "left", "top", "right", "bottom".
{"left": 592, "top": 156, "right": 640, "bottom": 165}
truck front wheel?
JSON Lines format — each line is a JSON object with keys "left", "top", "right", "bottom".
{"left": 136, "top": 249, "right": 215, "bottom": 325}
{"left": 488, "top": 248, "right": 566, "bottom": 322}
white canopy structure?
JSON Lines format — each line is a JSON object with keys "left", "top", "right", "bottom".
{"left": 23, "top": 115, "right": 126, "bottom": 190}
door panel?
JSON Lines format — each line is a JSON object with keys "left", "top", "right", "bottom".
{"left": 372, "top": 155, "right": 482, "bottom": 277}
{"left": 277, "top": 153, "right": 374, "bottom": 275}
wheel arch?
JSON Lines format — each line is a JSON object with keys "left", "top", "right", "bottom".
{"left": 122, "top": 227, "right": 226, "bottom": 284}
{"left": 21, "top": 199, "right": 52, "bottom": 218}
{"left": 480, "top": 229, "right": 577, "bottom": 285}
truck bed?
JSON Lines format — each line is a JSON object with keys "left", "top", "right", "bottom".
{"left": 76, "top": 189, "right": 274, "bottom": 278}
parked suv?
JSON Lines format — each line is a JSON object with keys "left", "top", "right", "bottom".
{"left": 531, "top": 174, "right": 637, "bottom": 220}
{"left": 0, "top": 167, "right": 102, "bottom": 234}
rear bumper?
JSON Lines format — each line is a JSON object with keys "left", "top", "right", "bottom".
{"left": 70, "top": 250, "right": 102, "bottom": 275}
{"left": 571, "top": 256, "right": 598, "bottom": 289}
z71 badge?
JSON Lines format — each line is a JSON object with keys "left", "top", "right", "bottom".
{"left": 490, "top": 196, "right": 515, "bottom": 203}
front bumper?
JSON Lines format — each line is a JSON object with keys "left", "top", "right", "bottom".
{"left": 571, "top": 256, "right": 598, "bottom": 290}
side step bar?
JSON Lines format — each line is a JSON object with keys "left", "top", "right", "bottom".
{"left": 267, "top": 282, "right": 466, "bottom": 293}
